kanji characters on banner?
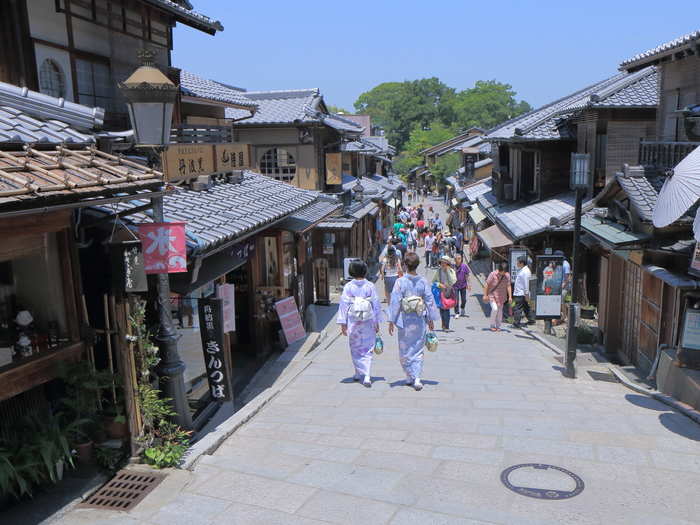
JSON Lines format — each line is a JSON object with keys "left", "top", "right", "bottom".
{"left": 138, "top": 222, "right": 187, "bottom": 274}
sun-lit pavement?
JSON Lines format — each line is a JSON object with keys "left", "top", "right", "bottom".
{"left": 56, "top": 198, "right": 700, "bottom": 525}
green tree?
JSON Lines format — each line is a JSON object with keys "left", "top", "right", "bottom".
{"left": 449, "top": 80, "right": 531, "bottom": 131}
{"left": 354, "top": 78, "right": 454, "bottom": 151}
{"left": 326, "top": 104, "right": 352, "bottom": 114}
{"left": 393, "top": 121, "right": 456, "bottom": 176}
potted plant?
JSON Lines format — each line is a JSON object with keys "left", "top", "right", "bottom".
{"left": 100, "top": 386, "right": 129, "bottom": 440}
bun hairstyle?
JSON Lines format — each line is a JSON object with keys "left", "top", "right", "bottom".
{"left": 349, "top": 260, "right": 368, "bottom": 278}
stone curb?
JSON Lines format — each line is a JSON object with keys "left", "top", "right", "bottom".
{"left": 607, "top": 365, "right": 700, "bottom": 425}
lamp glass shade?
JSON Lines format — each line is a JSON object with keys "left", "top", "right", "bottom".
{"left": 127, "top": 101, "right": 174, "bottom": 146}
{"left": 570, "top": 153, "right": 590, "bottom": 189}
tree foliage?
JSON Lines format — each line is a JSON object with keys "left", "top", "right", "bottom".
{"left": 353, "top": 78, "right": 531, "bottom": 174}
{"left": 326, "top": 104, "right": 351, "bottom": 115}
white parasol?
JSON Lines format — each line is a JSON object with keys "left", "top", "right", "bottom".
{"left": 652, "top": 146, "right": 700, "bottom": 228}
{"left": 694, "top": 207, "right": 700, "bottom": 241}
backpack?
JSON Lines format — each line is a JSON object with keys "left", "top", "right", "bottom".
{"left": 349, "top": 296, "right": 374, "bottom": 321}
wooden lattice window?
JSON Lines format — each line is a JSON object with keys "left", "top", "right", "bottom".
{"left": 259, "top": 148, "right": 296, "bottom": 183}
{"left": 39, "top": 59, "right": 65, "bottom": 98}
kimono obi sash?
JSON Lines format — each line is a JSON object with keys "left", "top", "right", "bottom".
{"left": 349, "top": 296, "right": 374, "bottom": 321}
{"left": 399, "top": 277, "right": 426, "bottom": 315}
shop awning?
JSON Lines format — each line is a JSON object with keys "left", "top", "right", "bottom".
{"left": 477, "top": 224, "right": 513, "bottom": 249}
{"left": 643, "top": 265, "right": 700, "bottom": 290}
{"left": 469, "top": 207, "right": 486, "bottom": 224}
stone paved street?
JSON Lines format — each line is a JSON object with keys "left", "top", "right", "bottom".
{"left": 56, "top": 242, "right": 700, "bottom": 525}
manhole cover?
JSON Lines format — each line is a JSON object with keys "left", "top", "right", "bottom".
{"left": 501, "top": 464, "right": 584, "bottom": 500}
{"left": 437, "top": 336, "right": 464, "bottom": 344}
{"left": 78, "top": 469, "right": 166, "bottom": 511}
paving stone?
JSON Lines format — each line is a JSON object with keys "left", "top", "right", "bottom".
{"left": 389, "top": 507, "right": 493, "bottom": 525}
{"left": 296, "top": 490, "right": 398, "bottom": 524}
{"left": 216, "top": 502, "right": 331, "bottom": 524}
{"left": 355, "top": 450, "right": 442, "bottom": 474}
{"left": 595, "top": 445, "right": 651, "bottom": 466}
{"left": 432, "top": 446, "right": 505, "bottom": 465}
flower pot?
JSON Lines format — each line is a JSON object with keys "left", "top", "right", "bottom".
{"left": 103, "top": 417, "right": 128, "bottom": 440}
{"left": 74, "top": 441, "right": 94, "bottom": 465}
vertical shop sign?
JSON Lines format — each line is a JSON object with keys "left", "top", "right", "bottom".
{"left": 109, "top": 240, "right": 148, "bottom": 292}
{"left": 197, "top": 298, "right": 232, "bottom": 401}
{"left": 274, "top": 296, "right": 306, "bottom": 345}
{"left": 217, "top": 283, "right": 236, "bottom": 333}
{"left": 138, "top": 222, "right": 187, "bottom": 274}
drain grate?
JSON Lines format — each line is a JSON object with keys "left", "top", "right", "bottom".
{"left": 587, "top": 370, "right": 619, "bottom": 383}
{"left": 78, "top": 469, "right": 165, "bottom": 511}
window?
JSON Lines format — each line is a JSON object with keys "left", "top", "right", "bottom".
{"left": 38, "top": 59, "right": 65, "bottom": 98}
{"left": 75, "top": 58, "right": 113, "bottom": 110}
{"left": 259, "top": 148, "right": 296, "bottom": 183}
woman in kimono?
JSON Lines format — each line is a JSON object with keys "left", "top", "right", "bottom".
{"left": 337, "top": 260, "right": 382, "bottom": 387}
{"left": 388, "top": 252, "right": 440, "bottom": 391}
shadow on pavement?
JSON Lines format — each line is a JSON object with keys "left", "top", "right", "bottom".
{"left": 624, "top": 393, "right": 669, "bottom": 411}
{"left": 659, "top": 412, "right": 700, "bottom": 441}
{"left": 388, "top": 379, "right": 440, "bottom": 388}
{"left": 473, "top": 293, "right": 491, "bottom": 317}
{"left": 339, "top": 376, "right": 386, "bottom": 384}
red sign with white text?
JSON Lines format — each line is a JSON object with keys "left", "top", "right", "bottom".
{"left": 138, "top": 222, "right": 187, "bottom": 274}
{"left": 274, "top": 297, "right": 306, "bottom": 345}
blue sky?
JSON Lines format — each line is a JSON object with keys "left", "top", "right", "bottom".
{"left": 173, "top": 0, "right": 698, "bottom": 111}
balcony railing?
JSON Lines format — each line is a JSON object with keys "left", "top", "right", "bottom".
{"left": 639, "top": 140, "right": 700, "bottom": 169}
{"left": 170, "top": 125, "right": 232, "bottom": 144}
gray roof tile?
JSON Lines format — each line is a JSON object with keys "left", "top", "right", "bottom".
{"left": 615, "top": 169, "right": 665, "bottom": 222}
{"left": 0, "top": 105, "right": 94, "bottom": 145}
{"left": 227, "top": 89, "right": 320, "bottom": 125}
{"left": 621, "top": 30, "right": 700, "bottom": 69}
{"left": 180, "top": 71, "right": 257, "bottom": 108}
{"left": 0, "top": 80, "right": 104, "bottom": 131}
{"left": 484, "top": 67, "right": 658, "bottom": 142}
{"left": 146, "top": 0, "right": 223, "bottom": 33}
{"left": 276, "top": 198, "right": 342, "bottom": 232}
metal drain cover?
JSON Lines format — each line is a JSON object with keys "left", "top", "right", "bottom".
{"left": 437, "top": 336, "right": 464, "bottom": 344}
{"left": 501, "top": 463, "right": 584, "bottom": 500}
{"left": 79, "top": 469, "right": 166, "bottom": 511}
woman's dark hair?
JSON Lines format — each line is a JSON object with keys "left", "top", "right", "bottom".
{"left": 517, "top": 256, "right": 528, "bottom": 266}
{"left": 409, "top": 224, "right": 415, "bottom": 230}
{"left": 404, "top": 252, "right": 420, "bottom": 271}
{"left": 349, "top": 260, "right": 368, "bottom": 278}
{"left": 497, "top": 261, "right": 509, "bottom": 272}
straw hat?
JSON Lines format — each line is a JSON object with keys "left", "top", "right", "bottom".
{"left": 439, "top": 255, "right": 455, "bottom": 266}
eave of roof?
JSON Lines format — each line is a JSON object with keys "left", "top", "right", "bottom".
{"left": 179, "top": 71, "right": 257, "bottom": 109}
{"left": 144, "top": 0, "right": 224, "bottom": 34}
{"left": 620, "top": 30, "right": 700, "bottom": 71}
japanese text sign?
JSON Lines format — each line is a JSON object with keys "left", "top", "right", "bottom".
{"left": 274, "top": 296, "right": 306, "bottom": 345}
{"left": 197, "top": 298, "right": 232, "bottom": 402}
{"left": 138, "top": 222, "right": 187, "bottom": 274}
{"left": 215, "top": 144, "right": 251, "bottom": 171}
{"left": 217, "top": 283, "right": 236, "bottom": 333}
{"left": 161, "top": 144, "right": 216, "bottom": 182}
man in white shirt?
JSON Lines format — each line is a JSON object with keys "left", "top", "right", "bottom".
{"left": 512, "top": 256, "right": 534, "bottom": 328}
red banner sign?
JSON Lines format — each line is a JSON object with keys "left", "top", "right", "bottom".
{"left": 274, "top": 297, "right": 306, "bottom": 345}
{"left": 138, "top": 222, "right": 187, "bottom": 274}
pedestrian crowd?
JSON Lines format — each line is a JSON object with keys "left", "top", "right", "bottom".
{"left": 336, "top": 196, "right": 540, "bottom": 391}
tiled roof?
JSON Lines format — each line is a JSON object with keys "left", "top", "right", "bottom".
{"left": 0, "top": 146, "right": 162, "bottom": 212}
{"left": 620, "top": 30, "right": 700, "bottom": 70}
{"left": 96, "top": 171, "right": 318, "bottom": 253}
{"left": 323, "top": 114, "right": 364, "bottom": 134}
{"left": 0, "top": 105, "right": 94, "bottom": 144}
{"left": 581, "top": 215, "right": 651, "bottom": 246}
{"left": 615, "top": 169, "right": 665, "bottom": 222}
{"left": 366, "top": 173, "right": 401, "bottom": 193}
{"left": 463, "top": 177, "right": 493, "bottom": 203}
{"left": 276, "top": 197, "right": 342, "bottom": 233}
{"left": 342, "top": 173, "right": 392, "bottom": 200}
{"left": 227, "top": 89, "right": 321, "bottom": 125}
{"left": 350, "top": 200, "right": 378, "bottom": 219}
{"left": 484, "top": 67, "right": 658, "bottom": 142}
{"left": 478, "top": 192, "right": 580, "bottom": 240}
{"left": 145, "top": 0, "right": 223, "bottom": 34}
{"left": 180, "top": 71, "right": 257, "bottom": 108}
{"left": 317, "top": 217, "right": 356, "bottom": 229}
{"left": 364, "top": 135, "right": 395, "bottom": 155}
{"left": 0, "top": 80, "right": 104, "bottom": 130}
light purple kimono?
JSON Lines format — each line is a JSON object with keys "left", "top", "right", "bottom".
{"left": 388, "top": 274, "right": 440, "bottom": 380}
{"left": 336, "top": 279, "right": 383, "bottom": 377}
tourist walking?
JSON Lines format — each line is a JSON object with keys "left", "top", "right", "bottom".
{"left": 388, "top": 252, "right": 440, "bottom": 391}
{"left": 337, "top": 261, "right": 382, "bottom": 387}
{"left": 424, "top": 230, "right": 435, "bottom": 268}
{"left": 512, "top": 256, "right": 534, "bottom": 328}
{"left": 453, "top": 253, "right": 471, "bottom": 318}
{"left": 406, "top": 224, "right": 418, "bottom": 251}
{"left": 433, "top": 255, "right": 457, "bottom": 331}
{"left": 483, "top": 262, "right": 512, "bottom": 332}
{"left": 380, "top": 246, "right": 403, "bottom": 303}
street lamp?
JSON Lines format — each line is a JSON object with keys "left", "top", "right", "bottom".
{"left": 353, "top": 179, "right": 365, "bottom": 202}
{"left": 119, "top": 50, "right": 192, "bottom": 428}
{"left": 565, "top": 153, "right": 591, "bottom": 379}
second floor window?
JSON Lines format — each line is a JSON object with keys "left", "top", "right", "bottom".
{"left": 75, "top": 58, "right": 113, "bottom": 110}
{"left": 38, "top": 59, "right": 66, "bottom": 98}
{"left": 259, "top": 148, "right": 297, "bottom": 183}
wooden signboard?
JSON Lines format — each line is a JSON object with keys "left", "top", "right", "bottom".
{"left": 326, "top": 153, "right": 342, "bottom": 185}
{"left": 215, "top": 143, "right": 251, "bottom": 172}
{"left": 161, "top": 144, "right": 216, "bottom": 182}
{"left": 689, "top": 242, "right": 700, "bottom": 278}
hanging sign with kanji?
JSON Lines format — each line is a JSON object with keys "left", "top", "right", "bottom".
{"left": 274, "top": 296, "right": 306, "bottom": 345}
{"left": 138, "top": 222, "right": 187, "bottom": 274}
{"left": 197, "top": 298, "right": 232, "bottom": 402}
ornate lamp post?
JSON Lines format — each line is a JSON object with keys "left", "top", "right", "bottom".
{"left": 565, "top": 153, "right": 592, "bottom": 379}
{"left": 353, "top": 179, "right": 365, "bottom": 202}
{"left": 119, "top": 51, "right": 192, "bottom": 428}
